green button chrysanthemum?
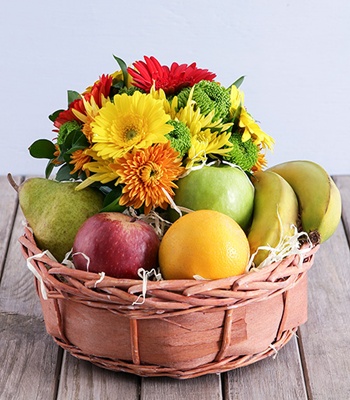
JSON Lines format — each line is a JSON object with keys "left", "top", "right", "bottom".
{"left": 223, "top": 132, "right": 259, "bottom": 172}
{"left": 57, "top": 120, "right": 81, "bottom": 145}
{"left": 166, "top": 120, "right": 192, "bottom": 157}
{"left": 177, "top": 80, "right": 231, "bottom": 121}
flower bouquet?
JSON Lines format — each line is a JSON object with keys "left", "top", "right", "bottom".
{"left": 15, "top": 55, "right": 341, "bottom": 378}
{"left": 30, "top": 55, "right": 273, "bottom": 215}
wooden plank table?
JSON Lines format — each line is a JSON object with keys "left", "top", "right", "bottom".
{"left": 1, "top": 174, "right": 349, "bottom": 400}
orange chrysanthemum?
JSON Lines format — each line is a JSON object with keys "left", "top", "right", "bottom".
{"left": 113, "top": 142, "right": 185, "bottom": 214}
{"left": 52, "top": 144, "right": 64, "bottom": 165}
{"left": 251, "top": 151, "right": 268, "bottom": 173}
{"left": 69, "top": 149, "right": 92, "bottom": 176}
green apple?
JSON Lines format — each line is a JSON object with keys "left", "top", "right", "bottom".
{"left": 170, "top": 165, "right": 255, "bottom": 231}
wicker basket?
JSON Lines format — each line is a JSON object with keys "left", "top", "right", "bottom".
{"left": 19, "top": 226, "right": 318, "bottom": 379}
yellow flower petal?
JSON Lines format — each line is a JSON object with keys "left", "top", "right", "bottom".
{"left": 91, "top": 91, "right": 173, "bottom": 160}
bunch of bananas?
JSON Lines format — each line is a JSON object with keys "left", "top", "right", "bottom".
{"left": 248, "top": 160, "right": 342, "bottom": 267}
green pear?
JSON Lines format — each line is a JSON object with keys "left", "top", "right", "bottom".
{"left": 15, "top": 177, "right": 104, "bottom": 261}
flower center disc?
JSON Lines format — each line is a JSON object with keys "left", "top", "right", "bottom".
{"left": 125, "top": 128, "right": 138, "bottom": 141}
{"left": 140, "top": 162, "right": 162, "bottom": 185}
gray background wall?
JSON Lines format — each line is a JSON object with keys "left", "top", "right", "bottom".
{"left": 1, "top": 0, "right": 349, "bottom": 176}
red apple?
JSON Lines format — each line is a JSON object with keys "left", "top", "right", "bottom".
{"left": 72, "top": 212, "right": 160, "bottom": 279}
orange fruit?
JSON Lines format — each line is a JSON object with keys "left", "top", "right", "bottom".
{"left": 159, "top": 209, "right": 250, "bottom": 280}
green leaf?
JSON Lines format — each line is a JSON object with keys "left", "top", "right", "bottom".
{"left": 45, "top": 160, "right": 55, "bottom": 179}
{"left": 55, "top": 164, "right": 73, "bottom": 181}
{"left": 72, "top": 131, "right": 89, "bottom": 149}
{"left": 59, "top": 130, "right": 89, "bottom": 156}
{"left": 29, "top": 139, "right": 56, "bottom": 159}
{"left": 100, "top": 185, "right": 125, "bottom": 212}
{"left": 48, "top": 109, "right": 64, "bottom": 122}
{"left": 67, "top": 90, "right": 81, "bottom": 105}
{"left": 113, "top": 55, "right": 129, "bottom": 86}
{"left": 65, "top": 144, "right": 89, "bottom": 156}
{"left": 112, "top": 80, "right": 125, "bottom": 89}
{"left": 230, "top": 76, "right": 245, "bottom": 89}
{"left": 100, "top": 199, "right": 125, "bottom": 213}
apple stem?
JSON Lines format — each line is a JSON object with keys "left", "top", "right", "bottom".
{"left": 130, "top": 217, "right": 137, "bottom": 223}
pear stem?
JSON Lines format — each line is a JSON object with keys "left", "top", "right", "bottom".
{"left": 7, "top": 173, "right": 19, "bottom": 192}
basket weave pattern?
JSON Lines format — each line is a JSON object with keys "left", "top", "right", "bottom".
{"left": 19, "top": 226, "right": 318, "bottom": 379}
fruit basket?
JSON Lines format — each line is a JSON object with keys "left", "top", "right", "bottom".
{"left": 16, "top": 54, "right": 340, "bottom": 379}
{"left": 20, "top": 225, "right": 318, "bottom": 379}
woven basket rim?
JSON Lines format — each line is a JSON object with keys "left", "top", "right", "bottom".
{"left": 19, "top": 226, "right": 319, "bottom": 316}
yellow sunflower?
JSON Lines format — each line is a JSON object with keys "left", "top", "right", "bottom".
{"left": 229, "top": 85, "right": 243, "bottom": 115}
{"left": 149, "top": 86, "right": 176, "bottom": 117}
{"left": 110, "top": 69, "right": 132, "bottom": 88}
{"left": 239, "top": 108, "right": 274, "bottom": 150}
{"left": 76, "top": 150, "right": 118, "bottom": 190}
{"left": 72, "top": 95, "right": 110, "bottom": 143}
{"left": 185, "top": 129, "right": 232, "bottom": 169}
{"left": 175, "top": 86, "right": 232, "bottom": 136}
{"left": 168, "top": 88, "right": 233, "bottom": 168}
{"left": 91, "top": 91, "right": 173, "bottom": 160}
{"left": 112, "top": 142, "right": 185, "bottom": 214}
{"left": 229, "top": 85, "right": 274, "bottom": 150}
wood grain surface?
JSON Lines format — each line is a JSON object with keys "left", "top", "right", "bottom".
{"left": 1, "top": 175, "right": 349, "bottom": 400}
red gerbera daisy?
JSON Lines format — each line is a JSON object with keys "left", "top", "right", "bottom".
{"left": 128, "top": 56, "right": 216, "bottom": 95}
{"left": 84, "top": 74, "right": 113, "bottom": 108}
{"left": 54, "top": 98, "right": 85, "bottom": 129}
{"left": 54, "top": 74, "right": 113, "bottom": 129}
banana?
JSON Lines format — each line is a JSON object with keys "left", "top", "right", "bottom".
{"left": 268, "top": 160, "right": 342, "bottom": 243}
{"left": 248, "top": 170, "right": 299, "bottom": 267}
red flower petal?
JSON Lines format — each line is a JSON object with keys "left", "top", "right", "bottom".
{"left": 128, "top": 56, "right": 216, "bottom": 95}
